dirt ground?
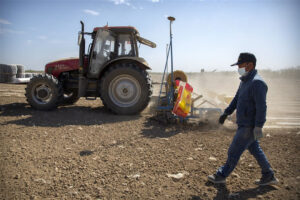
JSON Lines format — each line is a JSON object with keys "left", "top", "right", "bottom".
{"left": 0, "top": 73, "right": 300, "bottom": 199}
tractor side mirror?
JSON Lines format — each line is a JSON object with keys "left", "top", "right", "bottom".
{"left": 78, "top": 33, "right": 82, "bottom": 46}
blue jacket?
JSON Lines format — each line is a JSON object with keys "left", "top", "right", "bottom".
{"left": 224, "top": 69, "right": 268, "bottom": 128}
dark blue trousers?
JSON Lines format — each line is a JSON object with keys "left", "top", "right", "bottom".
{"left": 217, "top": 126, "right": 274, "bottom": 178}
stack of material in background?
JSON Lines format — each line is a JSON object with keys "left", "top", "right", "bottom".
{"left": 0, "top": 64, "right": 18, "bottom": 83}
{"left": 0, "top": 64, "right": 38, "bottom": 84}
{"left": 16, "top": 64, "right": 25, "bottom": 78}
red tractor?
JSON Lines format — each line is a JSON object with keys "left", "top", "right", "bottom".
{"left": 26, "top": 21, "right": 156, "bottom": 114}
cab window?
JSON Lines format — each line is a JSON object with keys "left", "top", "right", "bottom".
{"left": 118, "top": 34, "right": 134, "bottom": 56}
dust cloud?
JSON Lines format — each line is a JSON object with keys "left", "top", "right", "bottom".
{"left": 149, "top": 68, "right": 300, "bottom": 128}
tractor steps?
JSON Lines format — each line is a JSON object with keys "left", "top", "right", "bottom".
{"left": 85, "top": 97, "right": 97, "bottom": 100}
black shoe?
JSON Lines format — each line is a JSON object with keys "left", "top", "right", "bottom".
{"left": 208, "top": 174, "right": 226, "bottom": 184}
{"left": 255, "top": 174, "right": 279, "bottom": 186}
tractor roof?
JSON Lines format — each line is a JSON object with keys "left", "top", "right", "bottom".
{"left": 93, "top": 26, "right": 139, "bottom": 35}
{"left": 93, "top": 26, "right": 156, "bottom": 48}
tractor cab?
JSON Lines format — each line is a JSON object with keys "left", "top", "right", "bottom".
{"left": 78, "top": 23, "right": 156, "bottom": 79}
{"left": 86, "top": 27, "right": 138, "bottom": 78}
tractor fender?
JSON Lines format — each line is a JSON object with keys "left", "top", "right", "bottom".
{"left": 100, "top": 57, "right": 151, "bottom": 75}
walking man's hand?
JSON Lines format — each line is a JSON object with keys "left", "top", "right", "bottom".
{"left": 254, "top": 127, "right": 263, "bottom": 140}
{"left": 219, "top": 114, "right": 228, "bottom": 124}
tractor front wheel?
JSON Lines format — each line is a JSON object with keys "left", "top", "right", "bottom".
{"left": 25, "top": 74, "right": 63, "bottom": 110}
{"left": 100, "top": 63, "right": 152, "bottom": 115}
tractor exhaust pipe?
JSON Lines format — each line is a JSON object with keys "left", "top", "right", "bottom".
{"left": 80, "top": 20, "right": 84, "bottom": 33}
{"left": 79, "top": 21, "right": 85, "bottom": 72}
{"left": 78, "top": 21, "right": 87, "bottom": 97}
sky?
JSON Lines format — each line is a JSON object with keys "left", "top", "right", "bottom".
{"left": 0, "top": 0, "right": 299, "bottom": 72}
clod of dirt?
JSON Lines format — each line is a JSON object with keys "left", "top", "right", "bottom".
{"left": 111, "top": 140, "right": 117, "bottom": 145}
{"left": 160, "top": 138, "right": 169, "bottom": 141}
{"left": 14, "top": 174, "right": 20, "bottom": 179}
{"left": 209, "top": 156, "right": 217, "bottom": 161}
{"left": 34, "top": 178, "right": 47, "bottom": 184}
{"left": 128, "top": 173, "right": 141, "bottom": 179}
{"left": 285, "top": 185, "right": 291, "bottom": 190}
{"left": 79, "top": 150, "right": 94, "bottom": 156}
{"left": 231, "top": 172, "right": 240, "bottom": 179}
{"left": 166, "top": 171, "right": 189, "bottom": 180}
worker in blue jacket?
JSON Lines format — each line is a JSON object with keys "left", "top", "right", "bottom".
{"left": 208, "top": 52, "right": 278, "bottom": 185}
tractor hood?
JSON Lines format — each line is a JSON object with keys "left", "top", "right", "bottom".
{"left": 45, "top": 57, "right": 86, "bottom": 78}
{"left": 47, "top": 57, "right": 79, "bottom": 65}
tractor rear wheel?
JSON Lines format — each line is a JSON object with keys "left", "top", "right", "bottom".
{"left": 100, "top": 63, "right": 152, "bottom": 115}
{"left": 25, "top": 74, "right": 63, "bottom": 110}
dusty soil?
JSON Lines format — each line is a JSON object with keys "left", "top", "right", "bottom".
{"left": 0, "top": 78, "right": 300, "bottom": 199}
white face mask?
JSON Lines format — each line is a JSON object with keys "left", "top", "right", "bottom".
{"left": 238, "top": 67, "right": 248, "bottom": 76}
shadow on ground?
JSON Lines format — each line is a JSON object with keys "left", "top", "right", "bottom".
{"left": 140, "top": 114, "right": 224, "bottom": 138}
{"left": 140, "top": 116, "right": 182, "bottom": 138}
{"left": 0, "top": 103, "right": 141, "bottom": 127}
{"left": 189, "top": 181, "right": 278, "bottom": 200}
